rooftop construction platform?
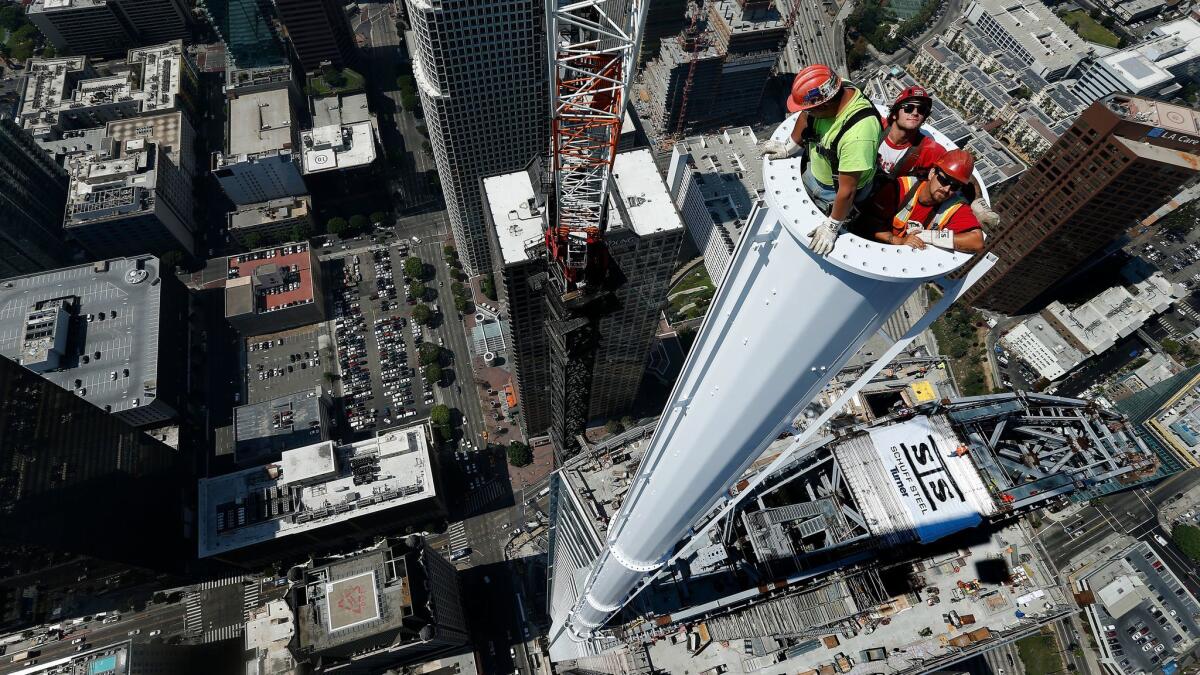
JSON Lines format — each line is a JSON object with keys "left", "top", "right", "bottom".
{"left": 0, "top": 256, "right": 170, "bottom": 423}
{"left": 197, "top": 426, "right": 438, "bottom": 558}
{"left": 548, "top": 393, "right": 1161, "bottom": 665}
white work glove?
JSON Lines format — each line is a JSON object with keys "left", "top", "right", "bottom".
{"left": 971, "top": 198, "right": 1001, "bottom": 228}
{"left": 807, "top": 217, "right": 842, "bottom": 256}
{"left": 916, "top": 228, "right": 955, "bottom": 250}
{"left": 762, "top": 137, "right": 801, "bottom": 160}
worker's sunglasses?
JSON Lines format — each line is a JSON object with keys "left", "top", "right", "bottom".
{"left": 932, "top": 168, "right": 965, "bottom": 192}
{"left": 900, "top": 103, "right": 929, "bottom": 116}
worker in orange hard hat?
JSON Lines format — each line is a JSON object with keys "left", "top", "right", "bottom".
{"left": 861, "top": 149, "right": 986, "bottom": 253}
{"left": 763, "top": 64, "right": 882, "bottom": 257}
{"left": 877, "top": 85, "right": 1001, "bottom": 229}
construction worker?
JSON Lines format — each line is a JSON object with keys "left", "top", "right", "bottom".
{"left": 878, "top": 85, "right": 1001, "bottom": 228}
{"left": 863, "top": 149, "right": 986, "bottom": 254}
{"left": 762, "top": 64, "right": 882, "bottom": 256}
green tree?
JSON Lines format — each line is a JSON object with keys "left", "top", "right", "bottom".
{"left": 481, "top": 274, "right": 497, "bottom": 300}
{"left": 242, "top": 232, "right": 263, "bottom": 250}
{"left": 605, "top": 419, "right": 624, "bottom": 435}
{"left": 430, "top": 404, "right": 451, "bottom": 427}
{"left": 0, "top": 6, "right": 23, "bottom": 31}
{"left": 1174, "top": 524, "right": 1200, "bottom": 561}
{"left": 443, "top": 244, "right": 456, "bottom": 256}
{"left": 419, "top": 342, "right": 442, "bottom": 366}
{"left": 451, "top": 281, "right": 466, "bottom": 298}
{"left": 369, "top": 211, "right": 387, "bottom": 226}
{"left": 1163, "top": 339, "right": 1182, "bottom": 355}
{"left": 349, "top": 214, "right": 368, "bottom": 233}
{"left": 326, "top": 217, "right": 349, "bottom": 237}
{"left": 454, "top": 295, "right": 468, "bottom": 313}
{"left": 412, "top": 304, "right": 433, "bottom": 325}
{"left": 424, "top": 364, "right": 442, "bottom": 385}
{"left": 620, "top": 415, "right": 635, "bottom": 430}
{"left": 291, "top": 221, "right": 313, "bottom": 242}
{"left": 404, "top": 256, "right": 425, "bottom": 279}
{"left": 408, "top": 281, "right": 427, "bottom": 301}
{"left": 507, "top": 441, "right": 533, "bottom": 467}
{"left": 322, "top": 64, "right": 347, "bottom": 88}
{"left": 40, "top": 43, "right": 55, "bottom": 58}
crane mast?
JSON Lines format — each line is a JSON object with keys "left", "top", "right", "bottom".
{"left": 545, "top": 0, "right": 650, "bottom": 292}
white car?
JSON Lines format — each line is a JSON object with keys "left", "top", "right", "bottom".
{"left": 149, "top": 630, "right": 161, "bottom": 637}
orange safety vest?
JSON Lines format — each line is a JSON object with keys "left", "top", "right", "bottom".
{"left": 890, "top": 176, "right": 967, "bottom": 238}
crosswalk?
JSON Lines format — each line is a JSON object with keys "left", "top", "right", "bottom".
{"left": 243, "top": 581, "right": 260, "bottom": 621}
{"left": 184, "top": 593, "right": 202, "bottom": 635}
{"left": 448, "top": 521, "right": 469, "bottom": 551}
{"left": 466, "top": 480, "right": 506, "bottom": 515}
{"left": 196, "top": 575, "right": 246, "bottom": 590}
{"left": 203, "top": 624, "right": 242, "bottom": 643}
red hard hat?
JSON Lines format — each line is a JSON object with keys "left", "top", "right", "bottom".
{"left": 889, "top": 85, "right": 932, "bottom": 120}
{"left": 787, "top": 64, "right": 842, "bottom": 113}
{"left": 935, "top": 149, "right": 974, "bottom": 184}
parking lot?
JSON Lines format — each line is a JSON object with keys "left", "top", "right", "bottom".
{"left": 245, "top": 326, "right": 326, "bottom": 405}
{"left": 330, "top": 241, "right": 442, "bottom": 435}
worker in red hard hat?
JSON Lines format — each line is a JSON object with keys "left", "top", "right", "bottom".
{"left": 763, "top": 64, "right": 882, "bottom": 257}
{"left": 878, "top": 85, "right": 1001, "bottom": 229}
{"left": 861, "top": 149, "right": 986, "bottom": 253}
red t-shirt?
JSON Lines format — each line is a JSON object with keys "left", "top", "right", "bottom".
{"left": 878, "top": 132, "right": 947, "bottom": 178}
{"left": 862, "top": 179, "right": 982, "bottom": 234}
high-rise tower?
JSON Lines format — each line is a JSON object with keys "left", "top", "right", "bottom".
{"left": 405, "top": 0, "right": 549, "bottom": 276}
{"left": 273, "top": 0, "right": 357, "bottom": 72}
{"left": 27, "top": 0, "right": 191, "bottom": 58}
{"left": 0, "top": 119, "right": 70, "bottom": 279}
{"left": 484, "top": 150, "right": 683, "bottom": 451}
{"left": 965, "top": 94, "right": 1200, "bottom": 314}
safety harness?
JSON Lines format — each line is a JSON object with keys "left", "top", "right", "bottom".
{"left": 889, "top": 176, "right": 967, "bottom": 238}
{"left": 879, "top": 125, "right": 936, "bottom": 180}
{"left": 801, "top": 96, "right": 881, "bottom": 178}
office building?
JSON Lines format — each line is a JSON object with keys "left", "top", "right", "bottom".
{"left": 963, "top": 0, "right": 1090, "bottom": 80}
{"left": 547, "top": 393, "right": 1155, "bottom": 668}
{"left": 0, "top": 255, "right": 187, "bottom": 428}
{"left": 274, "top": 0, "right": 357, "bottom": 73}
{"left": 483, "top": 149, "right": 684, "bottom": 450}
{"left": 213, "top": 85, "right": 307, "bottom": 205}
{"left": 0, "top": 354, "right": 190, "bottom": 627}
{"left": 223, "top": 242, "right": 325, "bottom": 336}
{"left": 1073, "top": 19, "right": 1200, "bottom": 104}
{"left": 17, "top": 42, "right": 197, "bottom": 144}
{"left": 233, "top": 386, "right": 331, "bottom": 467}
{"left": 637, "top": 0, "right": 786, "bottom": 138}
{"left": 404, "top": 0, "right": 548, "bottom": 275}
{"left": 0, "top": 118, "right": 70, "bottom": 279}
{"left": 290, "top": 537, "right": 470, "bottom": 673}
{"left": 197, "top": 426, "right": 446, "bottom": 566}
{"left": 200, "top": 0, "right": 287, "bottom": 72}
{"left": 965, "top": 95, "right": 1200, "bottom": 314}
{"left": 63, "top": 137, "right": 196, "bottom": 258}
{"left": 1002, "top": 272, "right": 1183, "bottom": 381}
{"left": 667, "top": 126, "right": 765, "bottom": 282}
{"left": 299, "top": 93, "right": 378, "bottom": 175}
{"left": 27, "top": 0, "right": 191, "bottom": 59}
{"left": 228, "top": 195, "right": 315, "bottom": 247}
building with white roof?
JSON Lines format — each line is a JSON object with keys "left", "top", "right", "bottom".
{"left": 197, "top": 426, "right": 445, "bottom": 566}
{"left": 964, "top": 0, "right": 1091, "bottom": 80}
{"left": 482, "top": 148, "right": 685, "bottom": 449}
{"left": 17, "top": 41, "right": 196, "bottom": 142}
{"left": 212, "top": 85, "right": 307, "bottom": 205}
{"left": 1074, "top": 19, "right": 1200, "bottom": 104}
{"left": 299, "top": 93, "right": 378, "bottom": 174}
{"left": 1003, "top": 273, "right": 1184, "bottom": 381}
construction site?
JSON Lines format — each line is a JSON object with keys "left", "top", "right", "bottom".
{"left": 545, "top": 392, "right": 1162, "bottom": 674}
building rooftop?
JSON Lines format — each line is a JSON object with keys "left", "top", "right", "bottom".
{"left": 295, "top": 545, "right": 410, "bottom": 652}
{"left": 608, "top": 148, "right": 686, "bottom": 237}
{"left": 9, "top": 640, "right": 133, "bottom": 675}
{"left": 224, "top": 242, "right": 318, "bottom": 318}
{"left": 484, "top": 168, "right": 543, "bottom": 266}
{"left": 197, "top": 427, "right": 437, "bottom": 557}
{"left": 18, "top": 42, "right": 186, "bottom": 139}
{"left": 233, "top": 386, "right": 329, "bottom": 466}
{"left": 225, "top": 87, "right": 295, "bottom": 158}
{"left": 675, "top": 126, "right": 765, "bottom": 249}
{"left": 299, "top": 93, "right": 376, "bottom": 173}
{"left": 245, "top": 600, "right": 299, "bottom": 675}
{"left": 967, "top": 0, "right": 1089, "bottom": 74}
{"left": 228, "top": 196, "right": 313, "bottom": 232}
{"left": 0, "top": 256, "right": 164, "bottom": 416}
{"left": 29, "top": 0, "right": 109, "bottom": 11}
{"left": 1085, "top": 541, "right": 1200, "bottom": 674}
{"left": 63, "top": 138, "right": 163, "bottom": 227}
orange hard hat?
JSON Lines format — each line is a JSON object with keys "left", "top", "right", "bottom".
{"left": 889, "top": 85, "right": 932, "bottom": 121}
{"left": 935, "top": 149, "right": 974, "bottom": 184}
{"left": 787, "top": 64, "right": 842, "bottom": 113}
